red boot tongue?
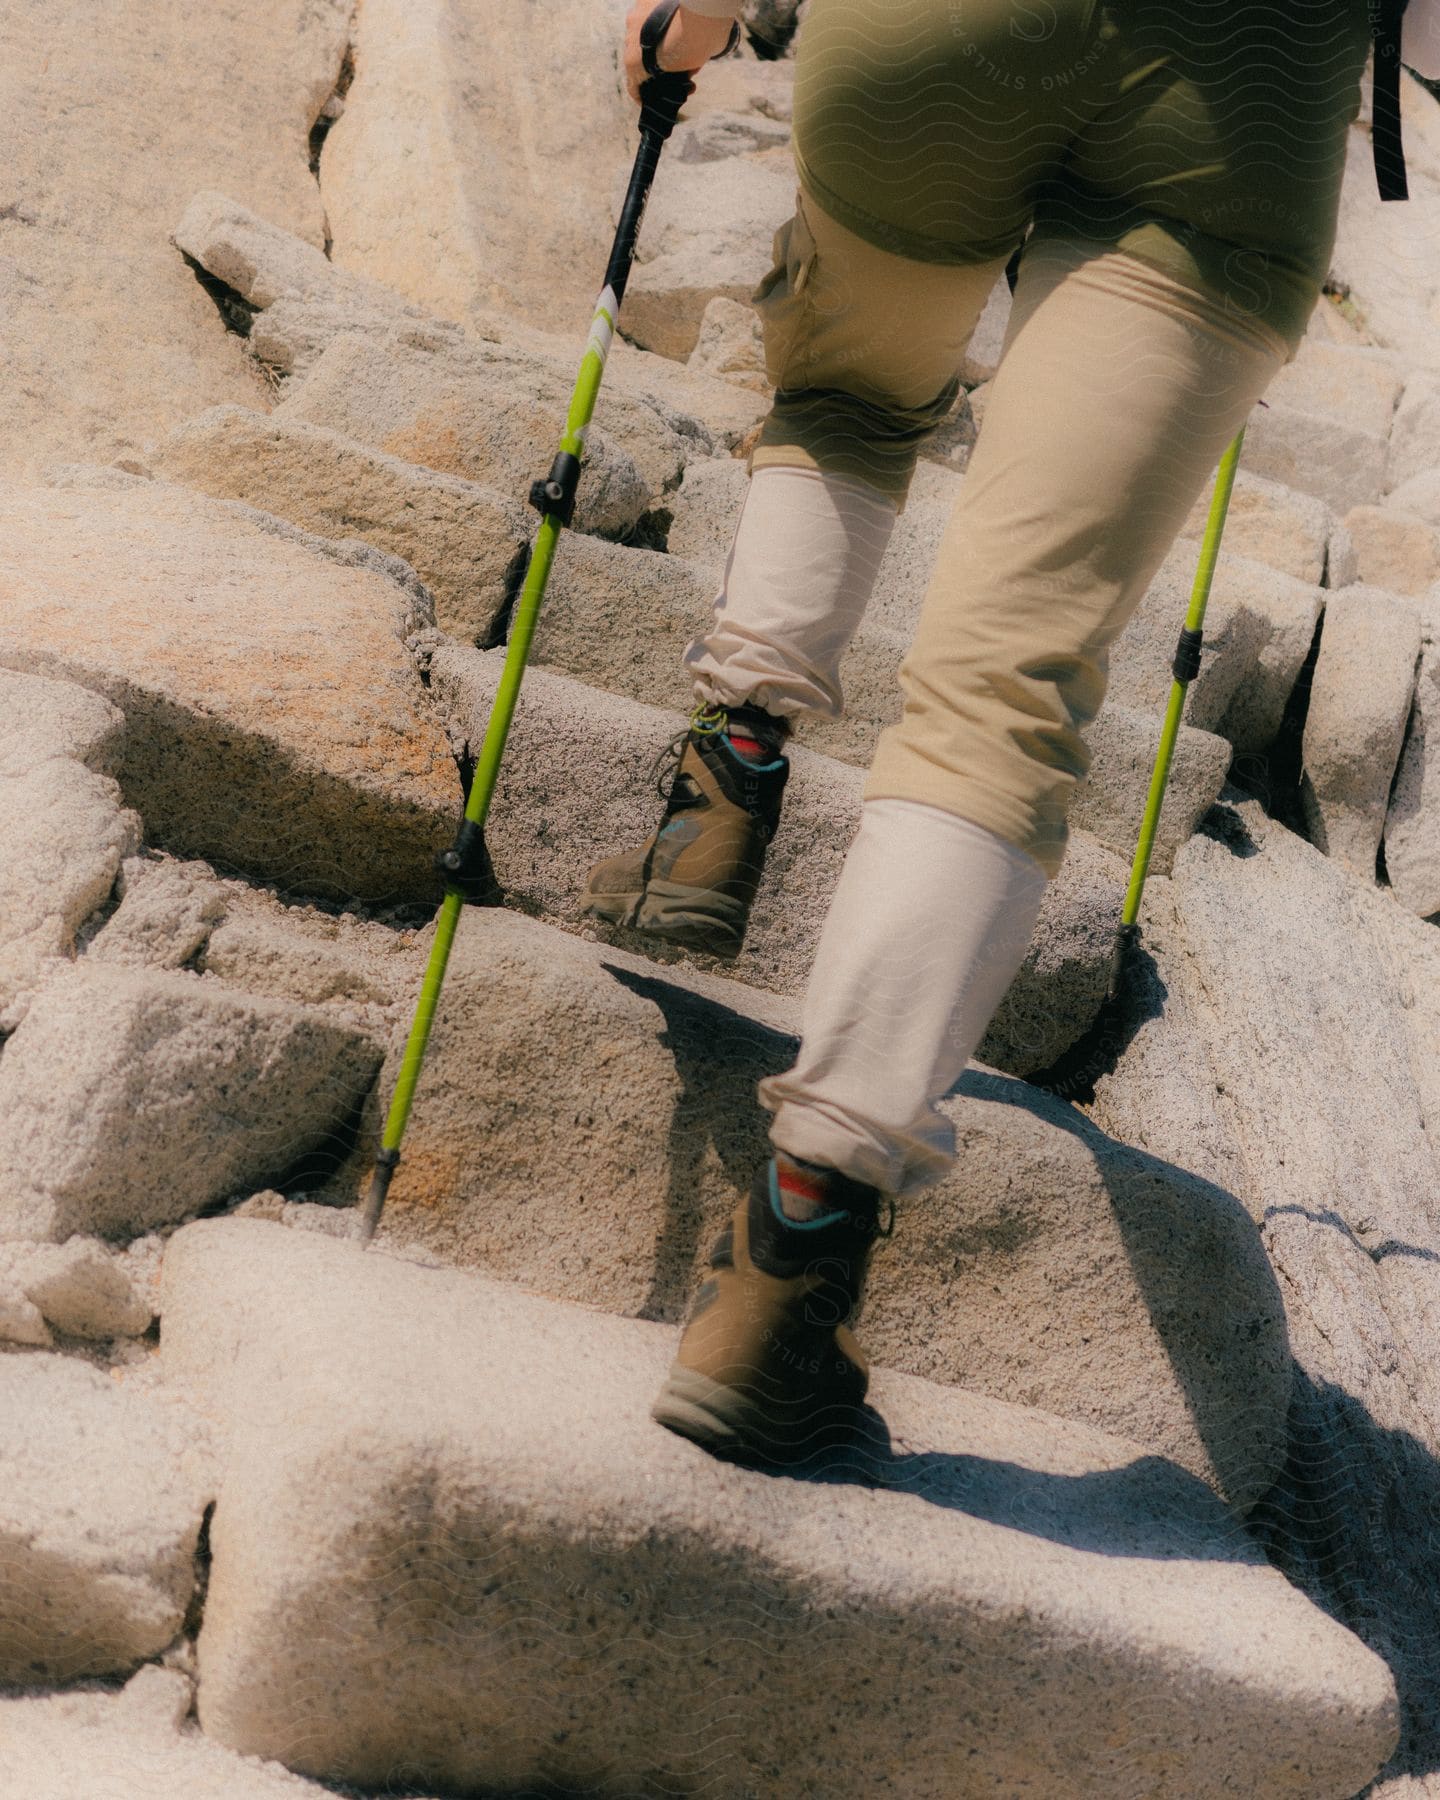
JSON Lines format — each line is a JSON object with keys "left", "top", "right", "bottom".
{"left": 724, "top": 731, "right": 766, "bottom": 762}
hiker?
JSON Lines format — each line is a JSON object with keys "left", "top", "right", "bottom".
{"left": 598, "top": 0, "right": 1380, "bottom": 1464}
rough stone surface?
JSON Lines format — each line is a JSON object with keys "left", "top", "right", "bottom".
{"left": 12, "top": 28, "right": 1440, "bottom": 1798}
{"left": 277, "top": 327, "right": 679, "bottom": 538}
{"left": 1109, "top": 544, "right": 1324, "bottom": 756}
{"left": 174, "top": 193, "right": 769, "bottom": 453}
{"left": 962, "top": 275, "right": 1013, "bottom": 386}
{"left": 918, "top": 388, "right": 980, "bottom": 472}
{"left": 966, "top": 377, "right": 993, "bottom": 433}
{"left": 175, "top": 191, "right": 357, "bottom": 315}
{"left": 1264, "top": 340, "right": 1404, "bottom": 440}
{"left": 1326, "top": 517, "right": 1362, "bottom": 589}
{"left": 1301, "top": 586, "right": 1422, "bottom": 879}
{"left": 1387, "top": 467, "right": 1440, "bottom": 528}
{"left": 686, "top": 294, "right": 769, "bottom": 390}
{"left": 743, "top": 0, "right": 807, "bottom": 53}
{"left": 675, "top": 110, "right": 794, "bottom": 164}
{"left": 0, "top": 6, "right": 351, "bottom": 473}
{"left": 158, "top": 1217, "right": 1397, "bottom": 1800}
{"left": 1088, "top": 794, "right": 1440, "bottom": 1783}
{"left": 0, "top": 1285, "right": 52, "bottom": 1347}
{"left": 88, "top": 856, "right": 228, "bottom": 974}
{"left": 1305, "top": 289, "right": 1370, "bottom": 348}
{"left": 528, "top": 528, "right": 912, "bottom": 774}
{"left": 608, "top": 338, "right": 770, "bottom": 453}
{"left": 0, "top": 1676, "right": 346, "bottom": 1799}
{"left": 87, "top": 854, "right": 421, "bottom": 1019}
{"left": 663, "top": 452, "right": 750, "bottom": 563}
{"left": 427, "top": 638, "right": 868, "bottom": 1001}
{"left": 866, "top": 462, "right": 968, "bottom": 635}
{"left": 427, "top": 642, "right": 1120, "bottom": 1069}
{"left": 364, "top": 907, "right": 1289, "bottom": 1512}
{"left": 245, "top": 1195, "right": 360, "bottom": 1239}
{"left": 122, "top": 1235, "right": 166, "bottom": 1324}
{"left": 1385, "top": 595, "right": 1440, "bottom": 917}
{"left": 198, "top": 903, "right": 421, "bottom": 1016}
{"left": 172, "top": 190, "right": 452, "bottom": 380}
{"left": 1328, "top": 101, "right": 1440, "bottom": 376}
{"left": 618, "top": 156, "right": 796, "bottom": 359}
{"left": 1092, "top": 797, "right": 1440, "bottom": 1390}
{"left": 155, "top": 406, "right": 530, "bottom": 645}
{"left": 319, "top": 0, "right": 634, "bottom": 331}
{"left": 1387, "top": 371, "right": 1440, "bottom": 494}
{"left": 0, "top": 1237, "right": 155, "bottom": 1339}
{"left": 1342, "top": 504, "right": 1440, "bottom": 596}
{"left": 1240, "top": 397, "right": 1388, "bottom": 513}
{"left": 872, "top": 1066, "right": 1292, "bottom": 1514}
{"left": 530, "top": 532, "right": 721, "bottom": 716}
{"left": 0, "top": 964, "right": 381, "bottom": 1242}
{"left": 0, "top": 1354, "right": 213, "bottom": 1681}
{"left": 1177, "top": 468, "right": 1334, "bottom": 585}
{"left": 74, "top": 840, "right": 421, "bottom": 1034}
{"left": 1069, "top": 706, "right": 1233, "bottom": 878}
{"left": 0, "top": 481, "right": 459, "bottom": 905}
{"left": 0, "top": 668, "right": 140, "bottom": 1014}
{"left": 980, "top": 829, "right": 1127, "bottom": 1076}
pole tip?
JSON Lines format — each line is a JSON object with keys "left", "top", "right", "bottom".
{"left": 357, "top": 1153, "right": 399, "bottom": 1248}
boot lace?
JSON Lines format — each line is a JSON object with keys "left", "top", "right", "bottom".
{"left": 648, "top": 703, "right": 730, "bottom": 804}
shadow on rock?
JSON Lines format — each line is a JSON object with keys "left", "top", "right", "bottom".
{"left": 940, "top": 1068, "right": 1293, "bottom": 1515}
{"left": 1264, "top": 1201, "right": 1440, "bottom": 1269}
{"left": 604, "top": 962, "right": 797, "bottom": 1323}
{"left": 738, "top": 1407, "right": 1266, "bottom": 1565}
{"left": 607, "top": 967, "right": 1293, "bottom": 1522}
{"left": 1248, "top": 1369, "right": 1440, "bottom": 1786}
{"left": 1019, "top": 931, "right": 1167, "bottom": 1105}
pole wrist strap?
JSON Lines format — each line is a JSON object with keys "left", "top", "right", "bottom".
{"left": 640, "top": 1, "right": 742, "bottom": 78}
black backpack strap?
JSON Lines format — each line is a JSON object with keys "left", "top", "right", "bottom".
{"left": 1373, "top": 0, "right": 1410, "bottom": 201}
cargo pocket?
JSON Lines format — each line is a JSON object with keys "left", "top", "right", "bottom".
{"left": 750, "top": 190, "right": 820, "bottom": 391}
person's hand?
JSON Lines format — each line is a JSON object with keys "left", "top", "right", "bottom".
{"left": 623, "top": 2, "right": 737, "bottom": 105}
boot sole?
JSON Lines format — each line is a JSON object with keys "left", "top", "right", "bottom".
{"left": 580, "top": 880, "right": 749, "bottom": 958}
{"left": 651, "top": 1362, "right": 865, "bottom": 1468}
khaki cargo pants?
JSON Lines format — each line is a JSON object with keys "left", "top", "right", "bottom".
{"left": 737, "top": 0, "right": 1373, "bottom": 878}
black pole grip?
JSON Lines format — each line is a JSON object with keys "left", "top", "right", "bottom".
{"left": 599, "top": 3, "right": 695, "bottom": 301}
{"left": 637, "top": 68, "right": 694, "bottom": 143}
{"left": 638, "top": 2, "right": 695, "bottom": 142}
{"left": 636, "top": 0, "right": 739, "bottom": 142}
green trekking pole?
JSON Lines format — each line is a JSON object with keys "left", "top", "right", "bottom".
{"left": 1109, "top": 426, "right": 1245, "bottom": 988}
{"left": 358, "top": 4, "right": 712, "bottom": 1246}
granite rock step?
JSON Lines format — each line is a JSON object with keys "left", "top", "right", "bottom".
{"left": 353, "top": 905, "right": 1291, "bottom": 1514}
{"left": 0, "top": 961, "right": 381, "bottom": 1242}
{"left": 0, "top": 477, "right": 459, "bottom": 906}
{"left": 0, "top": 1669, "right": 349, "bottom": 1799}
{"left": 0, "top": 668, "right": 140, "bottom": 1018}
{"left": 0, "top": 1355, "right": 214, "bottom": 1683}
{"left": 425, "top": 639, "right": 1127, "bottom": 1074}
{"left": 155, "top": 1217, "right": 1398, "bottom": 1800}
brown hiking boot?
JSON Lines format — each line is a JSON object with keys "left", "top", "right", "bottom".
{"left": 580, "top": 703, "right": 790, "bottom": 957}
{"left": 651, "top": 1155, "right": 891, "bottom": 1467}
